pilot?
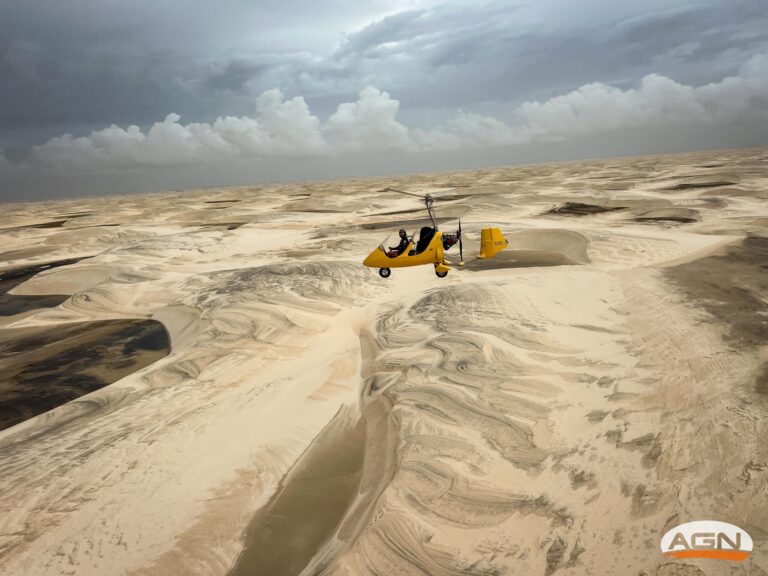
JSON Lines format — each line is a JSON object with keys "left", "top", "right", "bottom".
{"left": 387, "top": 229, "right": 411, "bottom": 257}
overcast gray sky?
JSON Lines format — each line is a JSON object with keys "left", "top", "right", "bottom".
{"left": 1, "top": 0, "right": 767, "bottom": 200}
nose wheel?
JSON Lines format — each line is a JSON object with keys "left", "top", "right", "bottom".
{"left": 434, "top": 264, "right": 448, "bottom": 278}
{"left": 379, "top": 267, "right": 391, "bottom": 278}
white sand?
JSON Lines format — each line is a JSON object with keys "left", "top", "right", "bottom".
{"left": 0, "top": 147, "right": 766, "bottom": 576}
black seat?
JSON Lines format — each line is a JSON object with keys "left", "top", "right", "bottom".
{"left": 415, "top": 227, "right": 435, "bottom": 254}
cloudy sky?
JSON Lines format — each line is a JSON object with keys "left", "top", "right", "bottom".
{"left": 1, "top": 0, "right": 767, "bottom": 200}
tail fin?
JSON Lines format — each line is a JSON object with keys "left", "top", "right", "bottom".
{"left": 479, "top": 227, "right": 508, "bottom": 259}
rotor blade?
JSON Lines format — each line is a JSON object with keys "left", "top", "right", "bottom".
{"left": 377, "top": 187, "right": 425, "bottom": 198}
{"left": 427, "top": 189, "right": 459, "bottom": 200}
{"left": 378, "top": 187, "right": 461, "bottom": 200}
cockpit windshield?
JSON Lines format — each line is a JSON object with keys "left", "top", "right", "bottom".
{"left": 378, "top": 232, "right": 395, "bottom": 252}
{"left": 378, "top": 230, "right": 414, "bottom": 257}
{"left": 377, "top": 227, "right": 435, "bottom": 256}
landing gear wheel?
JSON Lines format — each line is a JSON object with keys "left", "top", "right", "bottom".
{"left": 435, "top": 269, "right": 448, "bottom": 278}
{"left": 379, "top": 268, "right": 391, "bottom": 278}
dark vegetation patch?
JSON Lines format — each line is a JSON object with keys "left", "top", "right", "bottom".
{"left": 29, "top": 220, "right": 69, "bottom": 229}
{"left": 0, "top": 319, "right": 170, "bottom": 431}
{"left": 197, "top": 222, "right": 247, "bottom": 230}
{"left": 634, "top": 216, "right": 698, "bottom": 223}
{"left": 663, "top": 181, "right": 736, "bottom": 190}
{"left": 546, "top": 202, "right": 627, "bottom": 216}
{"left": 0, "top": 220, "right": 70, "bottom": 232}
{"left": 283, "top": 207, "right": 344, "bottom": 213}
{"left": 633, "top": 208, "right": 699, "bottom": 224}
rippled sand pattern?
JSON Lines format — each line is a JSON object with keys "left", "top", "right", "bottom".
{"left": 0, "top": 147, "right": 767, "bottom": 576}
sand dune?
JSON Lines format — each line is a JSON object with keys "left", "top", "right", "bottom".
{"left": 0, "top": 147, "right": 766, "bottom": 576}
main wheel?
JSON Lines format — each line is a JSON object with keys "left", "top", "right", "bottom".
{"left": 435, "top": 269, "right": 448, "bottom": 278}
{"left": 379, "top": 267, "right": 391, "bottom": 278}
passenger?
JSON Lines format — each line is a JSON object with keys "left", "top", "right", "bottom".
{"left": 387, "top": 229, "right": 411, "bottom": 257}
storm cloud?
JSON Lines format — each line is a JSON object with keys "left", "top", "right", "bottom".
{"left": 1, "top": 0, "right": 767, "bottom": 197}
{"left": 1, "top": 52, "right": 760, "bottom": 177}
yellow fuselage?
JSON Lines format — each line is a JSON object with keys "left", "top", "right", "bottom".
{"left": 363, "top": 232, "right": 446, "bottom": 269}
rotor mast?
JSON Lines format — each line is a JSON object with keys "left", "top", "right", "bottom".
{"left": 383, "top": 187, "right": 439, "bottom": 230}
{"left": 424, "top": 194, "right": 438, "bottom": 230}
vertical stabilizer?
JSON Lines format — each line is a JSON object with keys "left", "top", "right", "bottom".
{"left": 479, "top": 227, "right": 508, "bottom": 259}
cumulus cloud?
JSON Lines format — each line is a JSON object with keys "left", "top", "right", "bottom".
{"left": 3, "top": 54, "right": 765, "bottom": 178}
{"left": 417, "top": 52, "right": 768, "bottom": 149}
{"left": 26, "top": 87, "right": 411, "bottom": 174}
{"left": 516, "top": 53, "right": 768, "bottom": 140}
{"left": 3, "top": 0, "right": 767, "bottom": 150}
{"left": 323, "top": 87, "right": 410, "bottom": 152}
{"left": 413, "top": 111, "right": 524, "bottom": 150}
{"left": 30, "top": 89, "right": 331, "bottom": 173}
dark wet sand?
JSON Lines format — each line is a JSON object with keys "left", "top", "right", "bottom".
{"left": 0, "top": 319, "right": 170, "bottom": 431}
{"left": 230, "top": 407, "right": 366, "bottom": 576}
{"left": 230, "top": 373, "right": 396, "bottom": 576}
{"left": 546, "top": 202, "right": 627, "bottom": 216}
{"left": 663, "top": 181, "right": 736, "bottom": 190}
{"left": 0, "top": 294, "right": 69, "bottom": 316}
{"left": 0, "top": 257, "right": 91, "bottom": 316}
{"left": 0, "top": 257, "right": 90, "bottom": 288}
{"left": 635, "top": 216, "right": 697, "bottom": 223}
{"left": 664, "top": 236, "right": 768, "bottom": 350}
{"left": 197, "top": 222, "right": 247, "bottom": 230}
{"left": 0, "top": 220, "right": 69, "bottom": 232}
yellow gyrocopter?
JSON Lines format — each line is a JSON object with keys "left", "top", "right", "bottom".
{"left": 362, "top": 189, "right": 508, "bottom": 278}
